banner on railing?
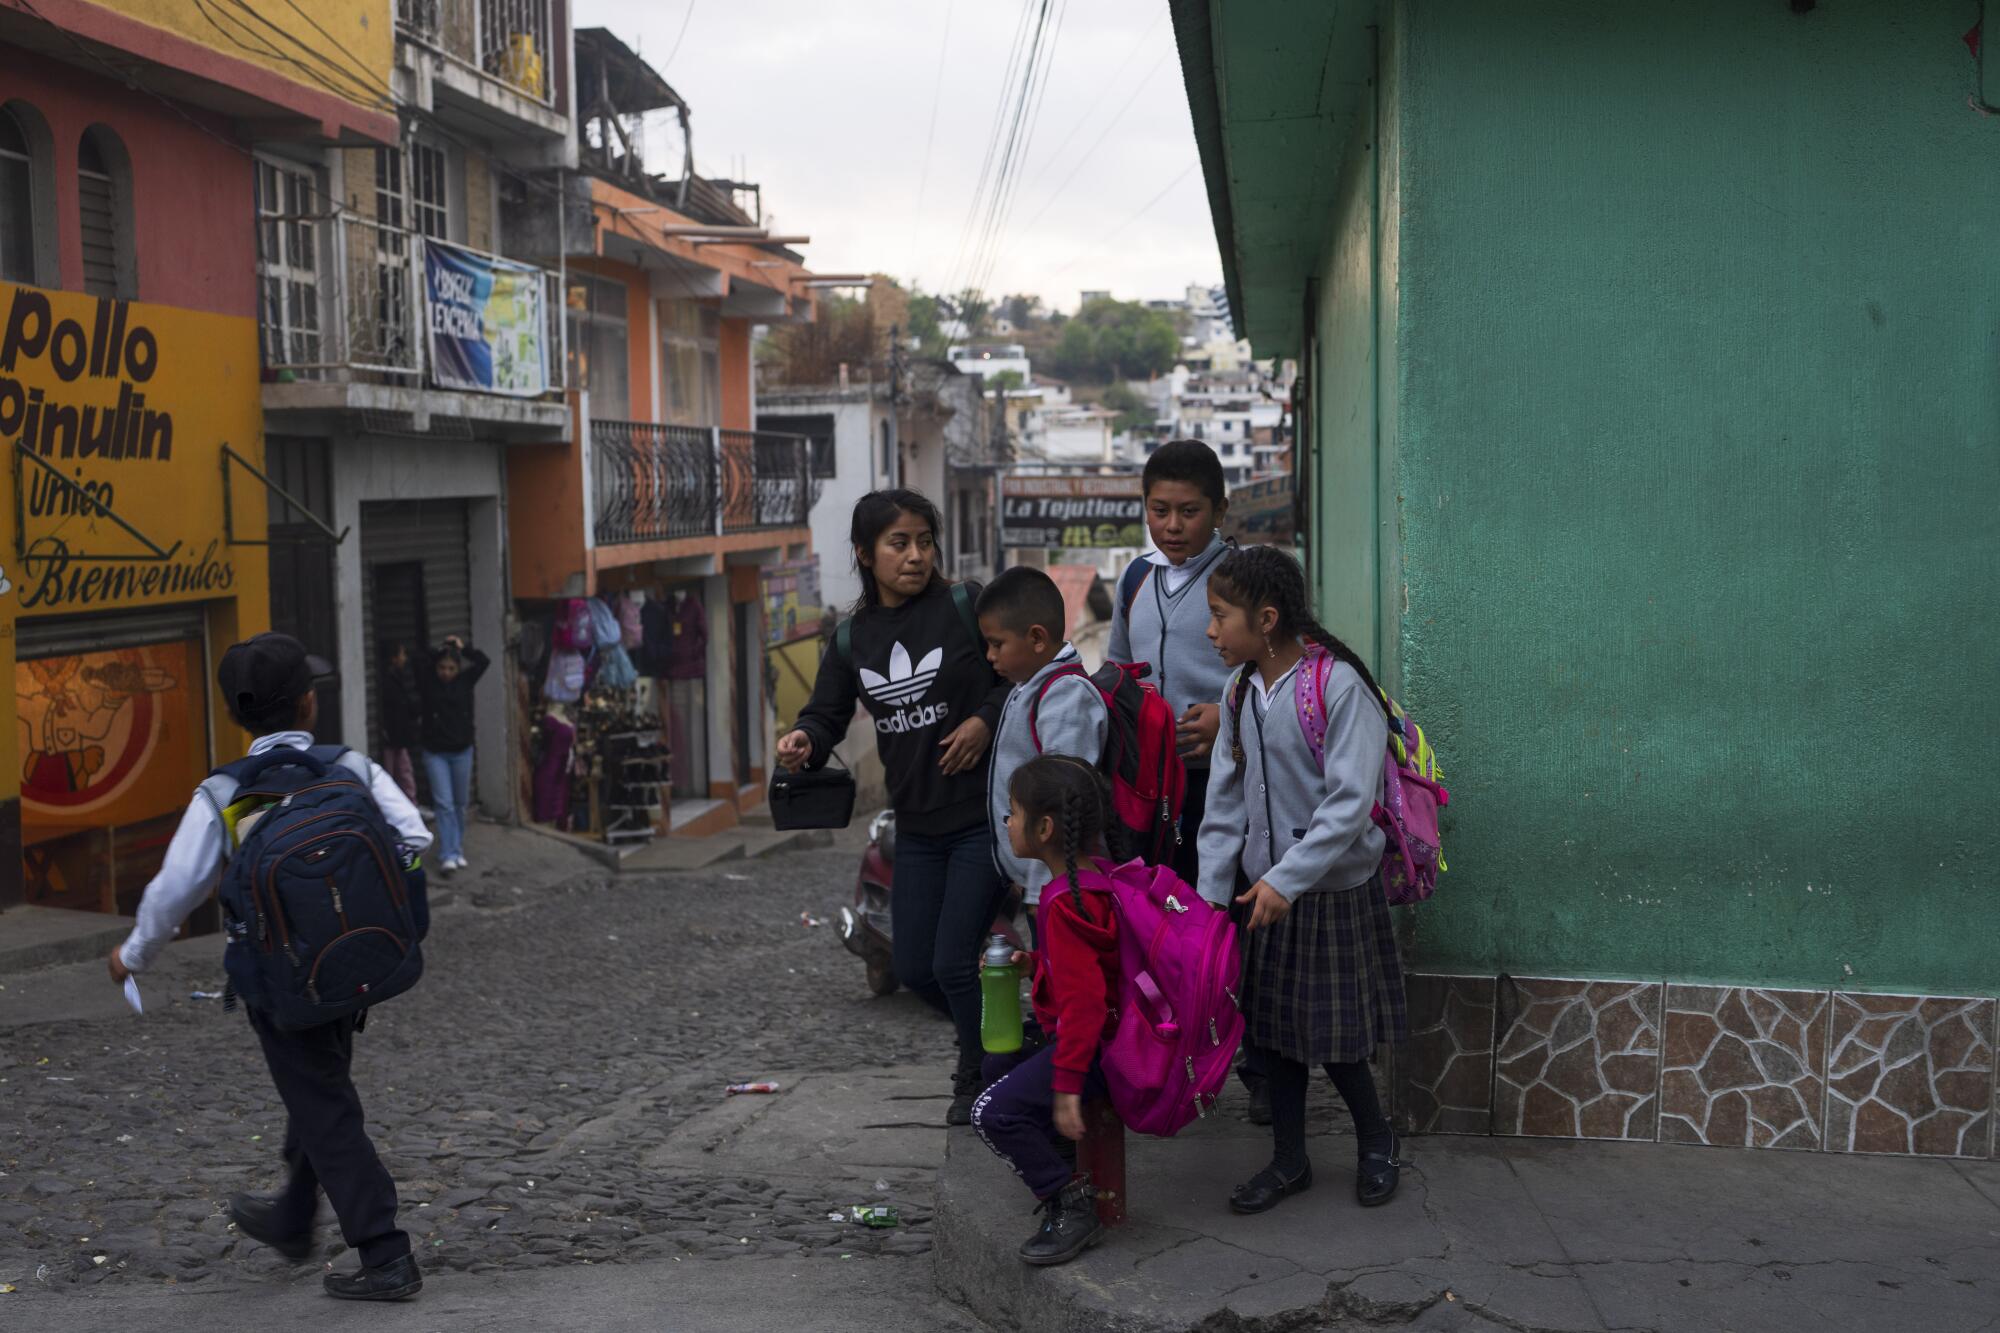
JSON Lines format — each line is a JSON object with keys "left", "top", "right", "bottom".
{"left": 1000, "top": 473, "right": 1144, "bottom": 549}
{"left": 424, "top": 241, "right": 548, "bottom": 397}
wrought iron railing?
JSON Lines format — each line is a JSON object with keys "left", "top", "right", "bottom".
{"left": 721, "top": 429, "right": 813, "bottom": 533}
{"left": 397, "top": 0, "right": 558, "bottom": 108}
{"left": 592, "top": 421, "right": 717, "bottom": 545}
{"left": 592, "top": 425, "right": 814, "bottom": 546}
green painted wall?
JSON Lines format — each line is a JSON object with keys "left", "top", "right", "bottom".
{"left": 1331, "top": 0, "right": 1999, "bottom": 995}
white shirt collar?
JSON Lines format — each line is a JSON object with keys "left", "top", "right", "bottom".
{"left": 1144, "top": 530, "right": 1225, "bottom": 570}
{"left": 1249, "top": 659, "right": 1302, "bottom": 710}
{"left": 248, "top": 731, "right": 315, "bottom": 754}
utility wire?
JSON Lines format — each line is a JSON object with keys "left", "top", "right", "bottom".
{"left": 906, "top": 0, "right": 956, "bottom": 263}
{"left": 1016, "top": 43, "right": 1169, "bottom": 241}
{"left": 966, "top": 0, "right": 1066, "bottom": 309}
{"left": 663, "top": 0, "right": 697, "bottom": 70}
{"left": 1047, "top": 161, "right": 1197, "bottom": 278}
{"left": 940, "top": 0, "right": 1037, "bottom": 310}
{"left": 960, "top": 0, "right": 1053, "bottom": 304}
{"left": 1022, "top": 6, "right": 1163, "bottom": 188}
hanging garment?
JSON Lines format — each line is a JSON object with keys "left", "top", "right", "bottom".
{"left": 533, "top": 713, "right": 577, "bottom": 825}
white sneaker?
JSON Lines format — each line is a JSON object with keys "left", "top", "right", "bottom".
{"left": 451, "top": 855, "right": 469, "bottom": 872}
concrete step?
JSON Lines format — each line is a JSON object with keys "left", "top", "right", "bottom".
{"left": 0, "top": 906, "right": 137, "bottom": 974}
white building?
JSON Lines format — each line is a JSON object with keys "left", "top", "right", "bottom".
{"left": 949, "top": 342, "right": 1033, "bottom": 385}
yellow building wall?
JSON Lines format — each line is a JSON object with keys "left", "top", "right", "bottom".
{"left": 1, "top": 280, "right": 269, "bottom": 908}
{"left": 97, "top": 0, "right": 394, "bottom": 115}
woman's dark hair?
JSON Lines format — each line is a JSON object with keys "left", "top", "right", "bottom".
{"left": 1008, "top": 754, "right": 1112, "bottom": 918}
{"left": 1209, "top": 545, "right": 1390, "bottom": 764}
{"left": 1142, "top": 438, "right": 1227, "bottom": 509}
{"left": 849, "top": 488, "right": 949, "bottom": 612}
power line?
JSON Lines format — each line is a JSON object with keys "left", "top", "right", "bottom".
{"left": 1016, "top": 43, "right": 1169, "bottom": 241}
{"left": 1022, "top": 6, "right": 1163, "bottom": 188}
{"left": 941, "top": 0, "right": 1037, "bottom": 307}
{"left": 906, "top": 0, "right": 955, "bottom": 262}
{"left": 966, "top": 0, "right": 1066, "bottom": 308}
{"left": 1047, "top": 161, "right": 1197, "bottom": 278}
{"left": 662, "top": 0, "right": 697, "bottom": 70}
{"left": 960, "top": 0, "right": 1055, "bottom": 303}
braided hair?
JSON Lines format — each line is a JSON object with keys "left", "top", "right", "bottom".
{"left": 1008, "top": 754, "right": 1113, "bottom": 919}
{"left": 1209, "top": 545, "right": 1390, "bottom": 765}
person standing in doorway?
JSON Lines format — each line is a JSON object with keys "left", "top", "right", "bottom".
{"left": 420, "top": 634, "right": 488, "bottom": 875}
{"left": 378, "top": 644, "right": 421, "bottom": 803}
{"left": 778, "top": 489, "right": 1010, "bottom": 1125}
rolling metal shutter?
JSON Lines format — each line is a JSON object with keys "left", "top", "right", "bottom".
{"left": 358, "top": 499, "right": 471, "bottom": 752}
{"left": 15, "top": 607, "right": 206, "bottom": 659}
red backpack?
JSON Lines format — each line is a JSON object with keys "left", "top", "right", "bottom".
{"left": 1030, "top": 662, "right": 1187, "bottom": 865}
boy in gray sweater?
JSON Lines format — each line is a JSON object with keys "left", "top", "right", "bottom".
{"left": 977, "top": 567, "right": 1108, "bottom": 904}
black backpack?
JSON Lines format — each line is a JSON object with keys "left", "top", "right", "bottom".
{"left": 202, "top": 746, "right": 426, "bottom": 1029}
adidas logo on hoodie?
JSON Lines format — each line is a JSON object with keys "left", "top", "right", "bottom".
{"left": 860, "top": 641, "right": 953, "bottom": 732}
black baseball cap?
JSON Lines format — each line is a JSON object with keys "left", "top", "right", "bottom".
{"left": 217, "top": 632, "right": 334, "bottom": 727}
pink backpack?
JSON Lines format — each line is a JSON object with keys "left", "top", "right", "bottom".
{"left": 1071, "top": 859, "right": 1243, "bottom": 1138}
{"left": 616, "top": 596, "right": 644, "bottom": 651}
{"left": 1291, "top": 647, "right": 1451, "bottom": 905}
{"left": 553, "top": 599, "right": 592, "bottom": 652}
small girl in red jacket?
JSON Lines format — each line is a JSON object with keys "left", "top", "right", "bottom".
{"left": 970, "top": 755, "right": 1121, "bottom": 1267}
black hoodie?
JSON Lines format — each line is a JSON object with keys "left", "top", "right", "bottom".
{"left": 794, "top": 581, "right": 1008, "bottom": 837}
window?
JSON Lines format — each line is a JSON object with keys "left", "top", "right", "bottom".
{"left": 409, "top": 140, "right": 451, "bottom": 241}
{"left": 567, "top": 272, "right": 629, "bottom": 418}
{"left": 255, "top": 157, "right": 322, "bottom": 369}
{"left": 372, "top": 148, "right": 413, "bottom": 362}
{"left": 0, "top": 107, "right": 35, "bottom": 284}
{"left": 660, "top": 300, "right": 720, "bottom": 428}
{"left": 77, "top": 128, "right": 128, "bottom": 297}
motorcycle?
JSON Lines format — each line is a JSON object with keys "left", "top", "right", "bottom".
{"left": 837, "top": 809, "right": 1024, "bottom": 997}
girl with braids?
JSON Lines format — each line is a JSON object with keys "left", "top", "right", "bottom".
{"left": 1196, "top": 545, "right": 1410, "bottom": 1216}
{"left": 969, "top": 755, "right": 1123, "bottom": 1266}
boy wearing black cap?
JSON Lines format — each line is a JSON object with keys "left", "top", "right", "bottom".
{"left": 106, "top": 632, "right": 432, "bottom": 1301}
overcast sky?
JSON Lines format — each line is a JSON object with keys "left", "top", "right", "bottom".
{"left": 574, "top": 0, "right": 1221, "bottom": 313}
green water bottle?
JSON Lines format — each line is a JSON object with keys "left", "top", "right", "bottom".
{"left": 979, "top": 934, "right": 1024, "bottom": 1054}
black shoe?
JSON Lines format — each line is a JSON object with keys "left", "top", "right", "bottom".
{"left": 1246, "top": 1080, "right": 1273, "bottom": 1126}
{"left": 323, "top": 1253, "right": 423, "bottom": 1301}
{"left": 1229, "top": 1161, "right": 1313, "bottom": 1215}
{"left": 228, "top": 1192, "right": 314, "bottom": 1261}
{"left": 1357, "top": 1133, "right": 1405, "bottom": 1207}
{"left": 1019, "top": 1176, "right": 1103, "bottom": 1266}
{"left": 946, "top": 1062, "right": 983, "bottom": 1127}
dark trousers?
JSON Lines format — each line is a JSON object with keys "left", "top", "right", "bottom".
{"left": 247, "top": 1008, "right": 409, "bottom": 1269}
{"left": 971, "top": 1046, "right": 1108, "bottom": 1200}
{"left": 892, "top": 822, "right": 1005, "bottom": 1065}
{"left": 1170, "top": 762, "right": 1211, "bottom": 887}
{"left": 1227, "top": 875, "right": 1269, "bottom": 1095}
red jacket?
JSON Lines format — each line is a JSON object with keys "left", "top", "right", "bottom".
{"left": 1031, "top": 875, "right": 1121, "bottom": 1096}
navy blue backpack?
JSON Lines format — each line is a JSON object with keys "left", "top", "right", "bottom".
{"left": 200, "top": 745, "right": 427, "bottom": 1029}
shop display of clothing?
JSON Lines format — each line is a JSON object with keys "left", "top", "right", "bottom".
{"left": 660, "top": 592, "right": 709, "bottom": 679}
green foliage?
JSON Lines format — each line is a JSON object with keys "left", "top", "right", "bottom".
{"left": 1047, "top": 298, "right": 1181, "bottom": 383}
{"left": 990, "top": 369, "right": 1026, "bottom": 393}
{"left": 1100, "top": 380, "right": 1155, "bottom": 434}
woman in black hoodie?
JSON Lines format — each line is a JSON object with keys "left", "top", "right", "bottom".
{"left": 378, "top": 643, "right": 422, "bottom": 802}
{"left": 780, "top": 490, "right": 1009, "bottom": 1124}
{"left": 419, "top": 634, "right": 489, "bottom": 876}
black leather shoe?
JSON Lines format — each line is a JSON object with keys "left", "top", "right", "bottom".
{"left": 228, "top": 1192, "right": 314, "bottom": 1261}
{"left": 1246, "top": 1081, "right": 1273, "bottom": 1126}
{"left": 324, "top": 1253, "right": 423, "bottom": 1301}
{"left": 946, "top": 1061, "right": 984, "bottom": 1127}
{"left": 1019, "top": 1176, "right": 1103, "bottom": 1266}
{"left": 1229, "top": 1161, "right": 1313, "bottom": 1215}
{"left": 1357, "top": 1134, "right": 1406, "bottom": 1207}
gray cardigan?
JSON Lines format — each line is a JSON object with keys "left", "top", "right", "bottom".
{"left": 1195, "top": 657, "right": 1388, "bottom": 907}
{"left": 987, "top": 644, "right": 1109, "bottom": 901}
{"left": 1106, "top": 534, "right": 1234, "bottom": 742}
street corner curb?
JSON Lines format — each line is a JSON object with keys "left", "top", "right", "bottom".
{"left": 930, "top": 1132, "right": 1360, "bottom": 1333}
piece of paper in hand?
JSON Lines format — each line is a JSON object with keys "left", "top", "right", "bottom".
{"left": 123, "top": 977, "right": 143, "bottom": 1015}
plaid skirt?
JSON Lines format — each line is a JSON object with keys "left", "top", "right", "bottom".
{"left": 1241, "top": 875, "right": 1408, "bottom": 1065}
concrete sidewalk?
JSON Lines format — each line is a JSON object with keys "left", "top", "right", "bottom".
{"left": 934, "top": 1090, "right": 2000, "bottom": 1332}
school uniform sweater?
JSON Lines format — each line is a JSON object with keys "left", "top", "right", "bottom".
{"left": 986, "top": 644, "right": 1110, "bottom": 901}
{"left": 1195, "top": 657, "right": 1388, "bottom": 908}
{"left": 794, "top": 582, "right": 1009, "bottom": 836}
{"left": 1106, "top": 533, "right": 1233, "bottom": 751}
{"left": 1031, "top": 882, "right": 1122, "bottom": 1096}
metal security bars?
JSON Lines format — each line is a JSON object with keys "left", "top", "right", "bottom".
{"left": 397, "top": 0, "right": 557, "bottom": 107}
{"left": 721, "top": 429, "right": 814, "bottom": 534}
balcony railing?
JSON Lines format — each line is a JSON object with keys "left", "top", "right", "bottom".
{"left": 592, "top": 421, "right": 717, "bottom": 545}
{"left": 397, "top": 0, "right": 558, "bottom": 108}
{"left": 593, "top": 424, "right": 814, "bottom": 547}
{"left": 256, "top": 212, "right": 562, "bottom": 392}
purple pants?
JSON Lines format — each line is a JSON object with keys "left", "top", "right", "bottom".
{"left": 970, "top": 1046, "right": 1108, "bottom": 1200}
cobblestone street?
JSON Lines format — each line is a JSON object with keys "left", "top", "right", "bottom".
{"left": 0, "top": 830, "right": 966, "bottom": 1310}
